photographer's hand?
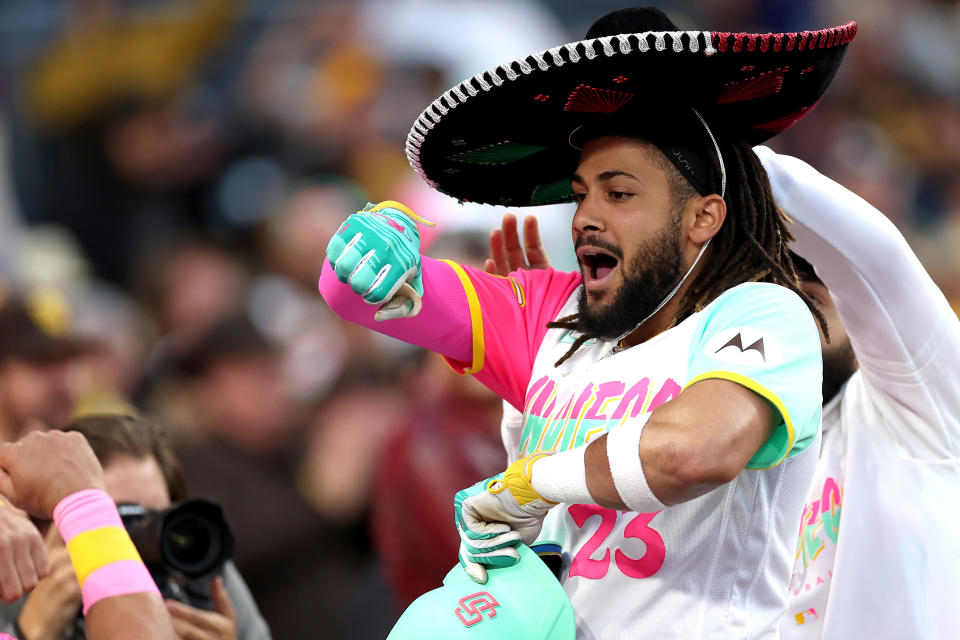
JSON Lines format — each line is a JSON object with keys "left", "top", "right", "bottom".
{"left": 166, "top": 577, "right": 237, "bottom": 640}
{"left": 17, "top": 528, "right": 81, "bottom": 640}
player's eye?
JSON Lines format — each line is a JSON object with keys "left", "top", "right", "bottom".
{"left": 609, "top": 190, "right": 633, "bottom": 201}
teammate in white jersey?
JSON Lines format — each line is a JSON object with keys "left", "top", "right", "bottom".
{"left": 321, "top": 7, "right": 858, "bottom": 638}
{"left": 755, "top": 148, "right": 960, "bottom": 639}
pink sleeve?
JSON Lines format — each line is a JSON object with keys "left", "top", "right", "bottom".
{"left": 440, "top": 265, "right": 579, "bottom": 410}
{"left": 319, "top": 257, "right": 580, "bottom": 410}
{"left": 319, "top": 256, "right": 474, "bottom": 362}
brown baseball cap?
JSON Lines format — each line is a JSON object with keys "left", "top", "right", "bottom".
{"left": 0, "top": 289, "right": 88, "bottom": 363}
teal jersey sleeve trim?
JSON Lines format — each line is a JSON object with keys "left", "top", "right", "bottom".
{"left": 686, "top": 283, "right": 823, "bottom": 468}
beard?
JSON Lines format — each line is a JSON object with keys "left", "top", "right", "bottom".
{"left": 576, "top": 213, "right": 684, "bottom": 341}
{"left": 821, "top": 336, "right": 857, "bottom": 404}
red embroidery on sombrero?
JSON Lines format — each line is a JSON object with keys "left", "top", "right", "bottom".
{"left": 752, "top": 100, "right": 821, "bottom": 133}
{"left": 712, "top": 22, "right": 856, "bottom": 57}
{"left": 715, "top": 32, "right": 731, "bottom": 53}
{"left": 564, "top": 84, "right": 635, "bottom": 114}
{"left": 717, "top": 67, "right": 788, "bottom": 104}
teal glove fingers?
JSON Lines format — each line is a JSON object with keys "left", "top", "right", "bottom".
{"left": 324, "top": 201, "right": 430, "bottom": 307}
{"left": 454, "top": 476, "right": 523, "bottom": 585}
{"left": 458, "top": 542, "right": 521, "bottom": 585}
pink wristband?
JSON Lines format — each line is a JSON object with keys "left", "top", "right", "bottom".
{"left": 81, "top": 560, "right": 160, "bottom": 615}
{"left": 53, "top": 489, "right": 161, "bottom": 613}
{"left": 53, "top": 489, "right": 123, "bottom": 543}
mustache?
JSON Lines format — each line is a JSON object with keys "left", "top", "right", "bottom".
{"left": 575, "top": 235, "right": 624, "bottom": 261}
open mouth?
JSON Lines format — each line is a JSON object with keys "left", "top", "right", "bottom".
{"left": 577, "top": 246, "right": 620, "bottom": 288}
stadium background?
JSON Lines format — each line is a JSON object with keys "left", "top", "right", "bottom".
{"left": 0, "top": 0, "right": 957, "bottom": 637}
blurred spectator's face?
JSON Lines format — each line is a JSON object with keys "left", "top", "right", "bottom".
{"left": 268, "top": 185, "right": 358, "bottom": 285}
{"left": 194, "top": 354, "right": 298, "bottom": 453}
{"left": 0, "top": 357, "right": 77, "bottom": 440}
{"left": 161, "top": 248, "right": 245, "bottom": 347}
{"left": 103, "top": 454, "right": 171, "bottom": 511}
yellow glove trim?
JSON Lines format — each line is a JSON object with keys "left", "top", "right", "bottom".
{"left": 66, "top": 526, "right": 143, "bottom": 586}
{"left": 368, "top": 200, "right": 436, "bottom": 227}
{"left": 487, "top": 452, "right": 558, "bottom": 507}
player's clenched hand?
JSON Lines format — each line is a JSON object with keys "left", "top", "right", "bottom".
{"left": 484, "top": 213, "right": 552, "bottom": 277}
{"left": 455, "top": 453, "right": 557, "bottom": 584}
{"left": 0, "top": 500, "right": 48, "bottom": 603}
{"left": 325, "top": 200, "right": 434, "bottom": 320}
{"left": 0, "top": 431, "right": 106, "bottom": 520}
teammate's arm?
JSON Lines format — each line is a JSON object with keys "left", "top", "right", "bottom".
{"left": 0, "top": 432, "right": 176, "bottom": 640}
{"left": 757, "top": 146, "right": 960, "bottom": 454}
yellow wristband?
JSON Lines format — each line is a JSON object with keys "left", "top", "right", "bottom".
{"left": 66, "top": 526, "right": 143, "bottom": 586}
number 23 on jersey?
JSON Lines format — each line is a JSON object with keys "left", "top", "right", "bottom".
{"left": 567, "top": 505, "right": 666, "bottom": 580}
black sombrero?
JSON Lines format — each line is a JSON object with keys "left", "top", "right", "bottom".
{"left": 405, "top": 7, "right": 857, "bottom": 207}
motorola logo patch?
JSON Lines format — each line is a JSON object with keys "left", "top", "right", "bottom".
{"left": 704, "top": 327, "right": 781, "bottom": 367}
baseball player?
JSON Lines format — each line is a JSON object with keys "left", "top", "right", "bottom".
{"left": 756, "top": 148, "right": 960, "bottom": 639}
{"left": 488, "top": 147, "right": 960, "bottom": 639}
{"left": 322, "top": 7, "right": 857, "bottom": 638}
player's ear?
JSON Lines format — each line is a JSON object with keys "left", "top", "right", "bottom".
{"left": 688, "top": 194, "right": 726, "bottom": 245}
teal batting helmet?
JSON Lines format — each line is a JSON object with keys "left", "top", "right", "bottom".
{"left": 387, "top": 543, "right": 575, "bottom": 639}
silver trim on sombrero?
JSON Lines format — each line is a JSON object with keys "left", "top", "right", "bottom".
{"left": 692, "top": 108, "right": 726, "bottom": 198}
{"left": 404, "top": 30, "right": 715, "bottom": 188}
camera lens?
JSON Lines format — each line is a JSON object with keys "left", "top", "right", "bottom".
{"left": 159, "top": 500, "right": 234, "bottom": 579}
{"left": 166, "top": 514, "right": 214, "bottom": 566}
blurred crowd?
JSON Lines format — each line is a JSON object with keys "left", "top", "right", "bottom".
{"left": 0, "top": 0, "right": 956, "bottom": 637}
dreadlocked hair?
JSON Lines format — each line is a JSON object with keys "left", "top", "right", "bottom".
{"left": 678, "top": 139, "right": 828, "bottom": 335}
{"left": 547, "top": 137, "right": 828, "bottom": 367}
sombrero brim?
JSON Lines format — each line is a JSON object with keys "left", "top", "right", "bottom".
{"left": 405, "top": 23, "right": 857, "bottom": 207}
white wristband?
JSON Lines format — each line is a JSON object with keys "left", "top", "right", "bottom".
{"left": 606, "top": 422, "right": 666, "bottom": 513}
{"left": 529, "top": 446, "right": 593, "bottom": 504}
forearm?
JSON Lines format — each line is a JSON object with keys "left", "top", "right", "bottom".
{"left": 85, "top": 593, "right": 174, "bottom": 640}
{"left": 56, "top": 490, "right": 174, "bottom": 640}
{"left": 531, "top": 379, "right": 772, "bottom": 510}
{"left": 319, "top": 256, "right": 473, "bottom": 362}
{"left": 757, "top": 146, "right": 955, "bottom": 362}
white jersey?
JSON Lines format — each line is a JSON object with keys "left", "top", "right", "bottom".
{"left": 758, "top": 147, "right": 960, "bottom": 640}
{"left": 486, "top": 279, "right": 823, "bottom": 639}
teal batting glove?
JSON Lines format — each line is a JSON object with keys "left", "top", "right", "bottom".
{"left": 326, "top": 200, "right": 435, "bottom": 320}
{"left": 455, "top": 453, "right": 558, "bottom": 584}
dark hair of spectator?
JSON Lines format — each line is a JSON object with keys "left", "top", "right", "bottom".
{"left": 62, "top": 414, "right": 187, "bottom": 502}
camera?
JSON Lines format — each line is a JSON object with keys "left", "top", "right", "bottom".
{"left": 118, "top": 499, "right": 235, "bottom": 611}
